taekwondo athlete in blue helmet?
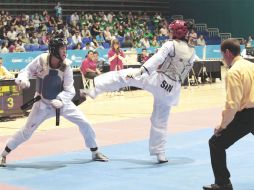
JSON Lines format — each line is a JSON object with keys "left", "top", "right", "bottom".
{"left": 0, "top": 35, "right": 108, "bottom": 167}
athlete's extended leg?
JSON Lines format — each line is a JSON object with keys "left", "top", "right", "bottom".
{"left": 81, "top": 68, "right": 145, "bottom": 98}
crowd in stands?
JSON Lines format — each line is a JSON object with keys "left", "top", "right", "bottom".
{"left": 1, "top": 5, "right": 253, "bottom": 55}
{"left": 0, "top": 7, "right": 174, "bottom": 53}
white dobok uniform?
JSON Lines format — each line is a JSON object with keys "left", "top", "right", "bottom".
{"left": 6, "top": 53, "right": 97, "bottom": 151}
{"left": 91, "top": 40, "right": 196, "bottom": 155}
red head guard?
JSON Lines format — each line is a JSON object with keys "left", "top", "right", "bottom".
{"left": 169, "top": 20, "right": 188, "bottom": 39}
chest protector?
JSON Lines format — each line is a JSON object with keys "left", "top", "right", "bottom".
{"left": 36, "top": 54, "right": 66, "bottom": 100}
{"left": 157, "top": 40, "right": 195, "bottom": 83}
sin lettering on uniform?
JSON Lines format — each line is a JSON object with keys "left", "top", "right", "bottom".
{"left": 160, "top": 80, "right": 173, "bottom": 92}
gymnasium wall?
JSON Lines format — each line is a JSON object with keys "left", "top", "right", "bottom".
{"left": 170, "top": 0, "right": 254, "bottom": 38}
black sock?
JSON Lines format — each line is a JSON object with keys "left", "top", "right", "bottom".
{"left": 5, "top": 146, "right": 11, "bottom": 153}
{"left": 90, "top": 147, "right": 98, "bottom": 152}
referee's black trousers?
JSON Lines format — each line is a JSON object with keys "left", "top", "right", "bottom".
{"left": 208, "top": 108, "right": 254, "bottom": 185}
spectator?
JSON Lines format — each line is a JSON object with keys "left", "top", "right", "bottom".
{"left": 14, "top": 40, "right": 26, "bottom": 52}
{"left": 70, "top": 12, "right": 79, "bottom": 27}
{"left": 0, "top": 27, "right": 7, "bottom": 41}
{"left": 81, "top": 25, "right": 91, "bottom": 38}
{"left": 93, "top": 51, "right": 105, "bottom": 72}
{"left": 15, "top": 22, "right": 26, "bottom": 34}
{"left": 7, "top": 27, "right": 17, "bottom": 43}
{"left": 90, "top": 36, "right": 104, "bottom": 50}
{"left": 54, "top": 2, "right": 62, "bottom": 18}
{"left": 85, "top": 13, "right": 93, "bottom": 22}
{"left": 80, "top": 50, "right": 101, "bottom": 88}
{"left": 41, "top": 32, "right": 50, "bottom": 45}
{"left": 117, "top": 25, "right": 125, "bottom": 37}
{"left": 103, "top": 26, "right": 113, "bottom": 43}
{"left": 32, "top": 14, "right": 41, "bottom": 29}
{"left": 90, "top": 21, "right": 101, "bottom": 38}
{"left": 0, "top": 57, "right": 14, "bottom": 80}
{"left": 189, "top": 29, "right": 197, "bottom": 46}
{"left": 0, "top": 42, "right": 9, "bottom": 53}
{"left": 139, "top": 48, "right": 150, "bottom": 64}
{"left": 197, "top": 35, "right": 206, "bottom": 46}
{"left": 71, "top": 31, "right": 82, "bottom": 46}
{"left": 39, "top": 23, "right": 48, "bottom": 33}
{"left": 133, "top": 39, "right": 142, "bottom": 48}
{"left": 153, "top": 12, "right": 161, "bottom": 27}
{"left": 21, "top": 13, "right": 30, "bottom": 26}
{"left": 41, "top": 10, "right": 50, "bottom": 25}
{"left": 188, "top": 38, "right": 196, "bottom": 46}
{"left": 56, "top": 17, "right": 64, "bottom": 29}
{"left": 30, "top": 33, "right": 39, "bottom": 44}
{"left": 52, "top": 26, "right": 61, "bottom": 34}
{"left": 121, "top": 35, "right": 133, "bottom": 48}
{"left": 127, "top": 11, "right": 134, "bottom": 22}
{"left": 48, "top": 16, "right": 57, "bottom": 27}
{"left": 8, "top": 42, "right": 16, "bottom": 52}
{"left": 5, "top": 11, "right": 12, "bottom": 25}
{"left": 108, "top": 39, "right": 125, "bottom": 71}
{"left": 140, "top": 37, "right": 150, "bottom": 48}
{"left": 82, "top": 42, "right": 93, "bottom": 51}
{"left": 240, "top": 43, "right": 254, "bottom": 59}
{"left": 96, "top": 32, "right": 105, "bottom": 44}
{"left": 151, "top": 35, "right": 159, "bottom": 47}
{"left": 62, "top": 25, "right": 70, "bottom": 38}
{"left": 144, "top": 29, "right": 153, "bottom": 39}
{"left": 73, "top": 42, "right": 82, "bottom": 50}
{"left": 107, "top": 12, "right": 113, "bottom": 23}
{"left": 101, "top": 12, "right": 108, "bottom": 22}
{"left": 159, "top": 25, "right": 168, "bottom": 36}
{"left": 246, "top": 35, "right": 253, "bottom": 47}
{"left": 25, "top": 20, "right": 36, "bottom": 37}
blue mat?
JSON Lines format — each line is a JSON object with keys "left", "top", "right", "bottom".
{"left": 0, "top": 129, "right": 254, "bottom": 190}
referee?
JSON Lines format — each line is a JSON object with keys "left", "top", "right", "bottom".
{"left": 203, "top": 38, "right": 254, "bottom": 190}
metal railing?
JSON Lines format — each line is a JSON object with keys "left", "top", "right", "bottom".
{"left": 195, "top": 23, "right": 207, "bottom": 32}
{"left": 220, "top": 33, "right": 232, "bottom": 41}
{"left": 207, "top": 28, "right": 219, "bottom": 37}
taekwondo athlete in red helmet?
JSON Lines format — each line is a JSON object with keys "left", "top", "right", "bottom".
{"left": 81, "top": 20, "right": 196, "bottom": 163}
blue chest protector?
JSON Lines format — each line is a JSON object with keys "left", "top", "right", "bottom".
{"left": 37, "top": 70, "right": 63, "bottom": 100}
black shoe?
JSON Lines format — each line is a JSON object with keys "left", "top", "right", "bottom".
{"left": 203, "top": 182, "right": 233, "bottom": 190}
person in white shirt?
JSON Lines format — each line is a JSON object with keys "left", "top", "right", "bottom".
{"left": 104, "top": 26, "right": 112, "bottom": 42}
{"left": 71, "top": 31, "right": 82, "bottom": 46}
{"left": 140, "top": 37, "right": 150, "bottom": 49}
{"left": 70, "top": 12, "right": 79, "bottom": 27}
{"left": 0, "top": 42, "right": 9, "bottom": 53}
{"left": 81, "top": 25, "right": 91, "bottom": 38}
{"left": 6, "top": 27, "right": 17, "bottom": 42}
{"left": 189, "top": 29, "right": 197, "bottom": 45}
{"left": 197, "top": 35, "right": 206, "bottom": 46}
